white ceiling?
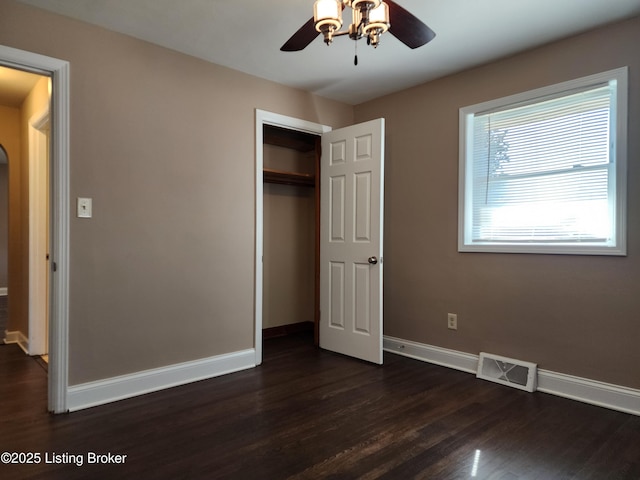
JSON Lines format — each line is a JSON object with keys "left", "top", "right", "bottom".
{"left": 15, "top": 0, "right": 640, "bottom": 105}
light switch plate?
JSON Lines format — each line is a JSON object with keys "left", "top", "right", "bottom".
{"left": 77, "top": 197, "right": 92, "bottom": 218}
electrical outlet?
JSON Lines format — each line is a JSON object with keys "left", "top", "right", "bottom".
{"left": 447, "top": 313, "right": 458, "bottom": 330}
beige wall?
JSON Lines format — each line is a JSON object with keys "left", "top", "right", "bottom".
{"left": 355, "top": 16, "right": 640, "bottom": 389}
{"left": 0, "top": 0, "right": 353, "bottom": 384}
{"left": 0, "top": 104, "right": 21, "bottom": 331}
{"left": 263, "top": 145, "right": 316, "bottom": 329}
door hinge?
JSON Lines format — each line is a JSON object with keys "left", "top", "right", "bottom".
{"left": 52, "top": 262, "right": 57, "bottom": 272}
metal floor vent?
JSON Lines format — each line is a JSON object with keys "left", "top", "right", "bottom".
{"left": 477, "top": 352, "right": 537, "bottom": 392}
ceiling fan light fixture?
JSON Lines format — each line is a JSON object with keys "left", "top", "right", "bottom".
{"left": 363, "top": 1, "right": 390, "bottom": 39}
{"left": 314, "top": 0, "right": 343, "bottom": 43}
{"left": 281, "top": 0, "right": 435, "bottom": 54}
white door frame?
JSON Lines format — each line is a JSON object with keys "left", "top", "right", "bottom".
{"left": 28, "top": 108, "right": 49, "bottom": 356}
{"left": 254, "top": 109, "right": 330, "bottom": 365}
{"left": 0, "top": 45, "right": 70, "bottom": 413}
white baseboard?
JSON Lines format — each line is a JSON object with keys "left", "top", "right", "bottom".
{"left": 4, "top": 330, "right": 29, "bottom": 354}
{"left": 383, "top": 336, "right": 479, "bottom": 373}
{"left": 383, "top": 335, "right": 640, "bottom": 416}
{"left": 0, "top": 287, "right": 7, "bottom": 296}
{"left": 537, "top": 370, "right": 640, "bottom": 416}
{"left": 67, "top": 348, "right": 256, "bottom": 412}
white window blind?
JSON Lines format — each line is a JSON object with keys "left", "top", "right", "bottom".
{"left": 459, "top": 68, "right": 627, "bottom": 255}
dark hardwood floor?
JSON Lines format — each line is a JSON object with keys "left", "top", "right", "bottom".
{"left": 1, "top": 334, "right": 639, "bottom": 479}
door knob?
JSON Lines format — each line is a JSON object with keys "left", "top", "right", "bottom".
{"left": 368, "top": 256, "right": 378, "bottom": 265}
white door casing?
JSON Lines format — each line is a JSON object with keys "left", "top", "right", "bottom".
{"left": 320, "top": 118, "right": 385, "bottom": 364}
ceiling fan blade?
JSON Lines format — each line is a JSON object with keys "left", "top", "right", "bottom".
{"left": 281, "top": 17, "right": 320, "bottom": 51}
{"left": 386, "top": 0, "right": 436, "bottom": 49}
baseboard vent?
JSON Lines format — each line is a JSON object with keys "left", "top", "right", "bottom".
{"left": 477, "top": 352, "right": 537, "bottom": 392}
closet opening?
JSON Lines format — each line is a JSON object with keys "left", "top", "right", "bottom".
{"left": 262, "top": 125, "right": 320, "bottom": 346}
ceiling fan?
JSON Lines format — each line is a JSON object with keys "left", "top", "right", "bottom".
{"left": 281, "top": 0, "right": 435, "bottom": 52}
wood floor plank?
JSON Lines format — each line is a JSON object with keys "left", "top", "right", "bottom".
{"left": 1, "top": 335, "right": 639, "bottom": 479}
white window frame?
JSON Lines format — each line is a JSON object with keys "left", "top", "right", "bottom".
{"left": 458, "top": 67, "right": 628, "bottom": 256}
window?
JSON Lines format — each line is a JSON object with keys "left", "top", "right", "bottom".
{"left": 459, "top": 68, "right": 627, "bottom": 255}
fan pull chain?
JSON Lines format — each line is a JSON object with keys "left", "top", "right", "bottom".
{"left": 354, "top": 39, "right": 358, "bottom": 66}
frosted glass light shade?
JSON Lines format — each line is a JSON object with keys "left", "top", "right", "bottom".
{"left": 364, "top": 1, "right": 390, "bottom": 33}
{"left": 314, "top": 0, "right": 343, "bottom": 32}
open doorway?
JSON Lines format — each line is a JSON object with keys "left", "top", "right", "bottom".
{"left": 0, "top": 66, "right": 50, "bottom": 360}
{"left": 0, "top": 45, "right": 70, "bottom": 413}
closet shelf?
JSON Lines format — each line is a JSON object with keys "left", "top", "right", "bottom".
{"left": 264, "top": 168, "right": 315, "bottom": 187}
